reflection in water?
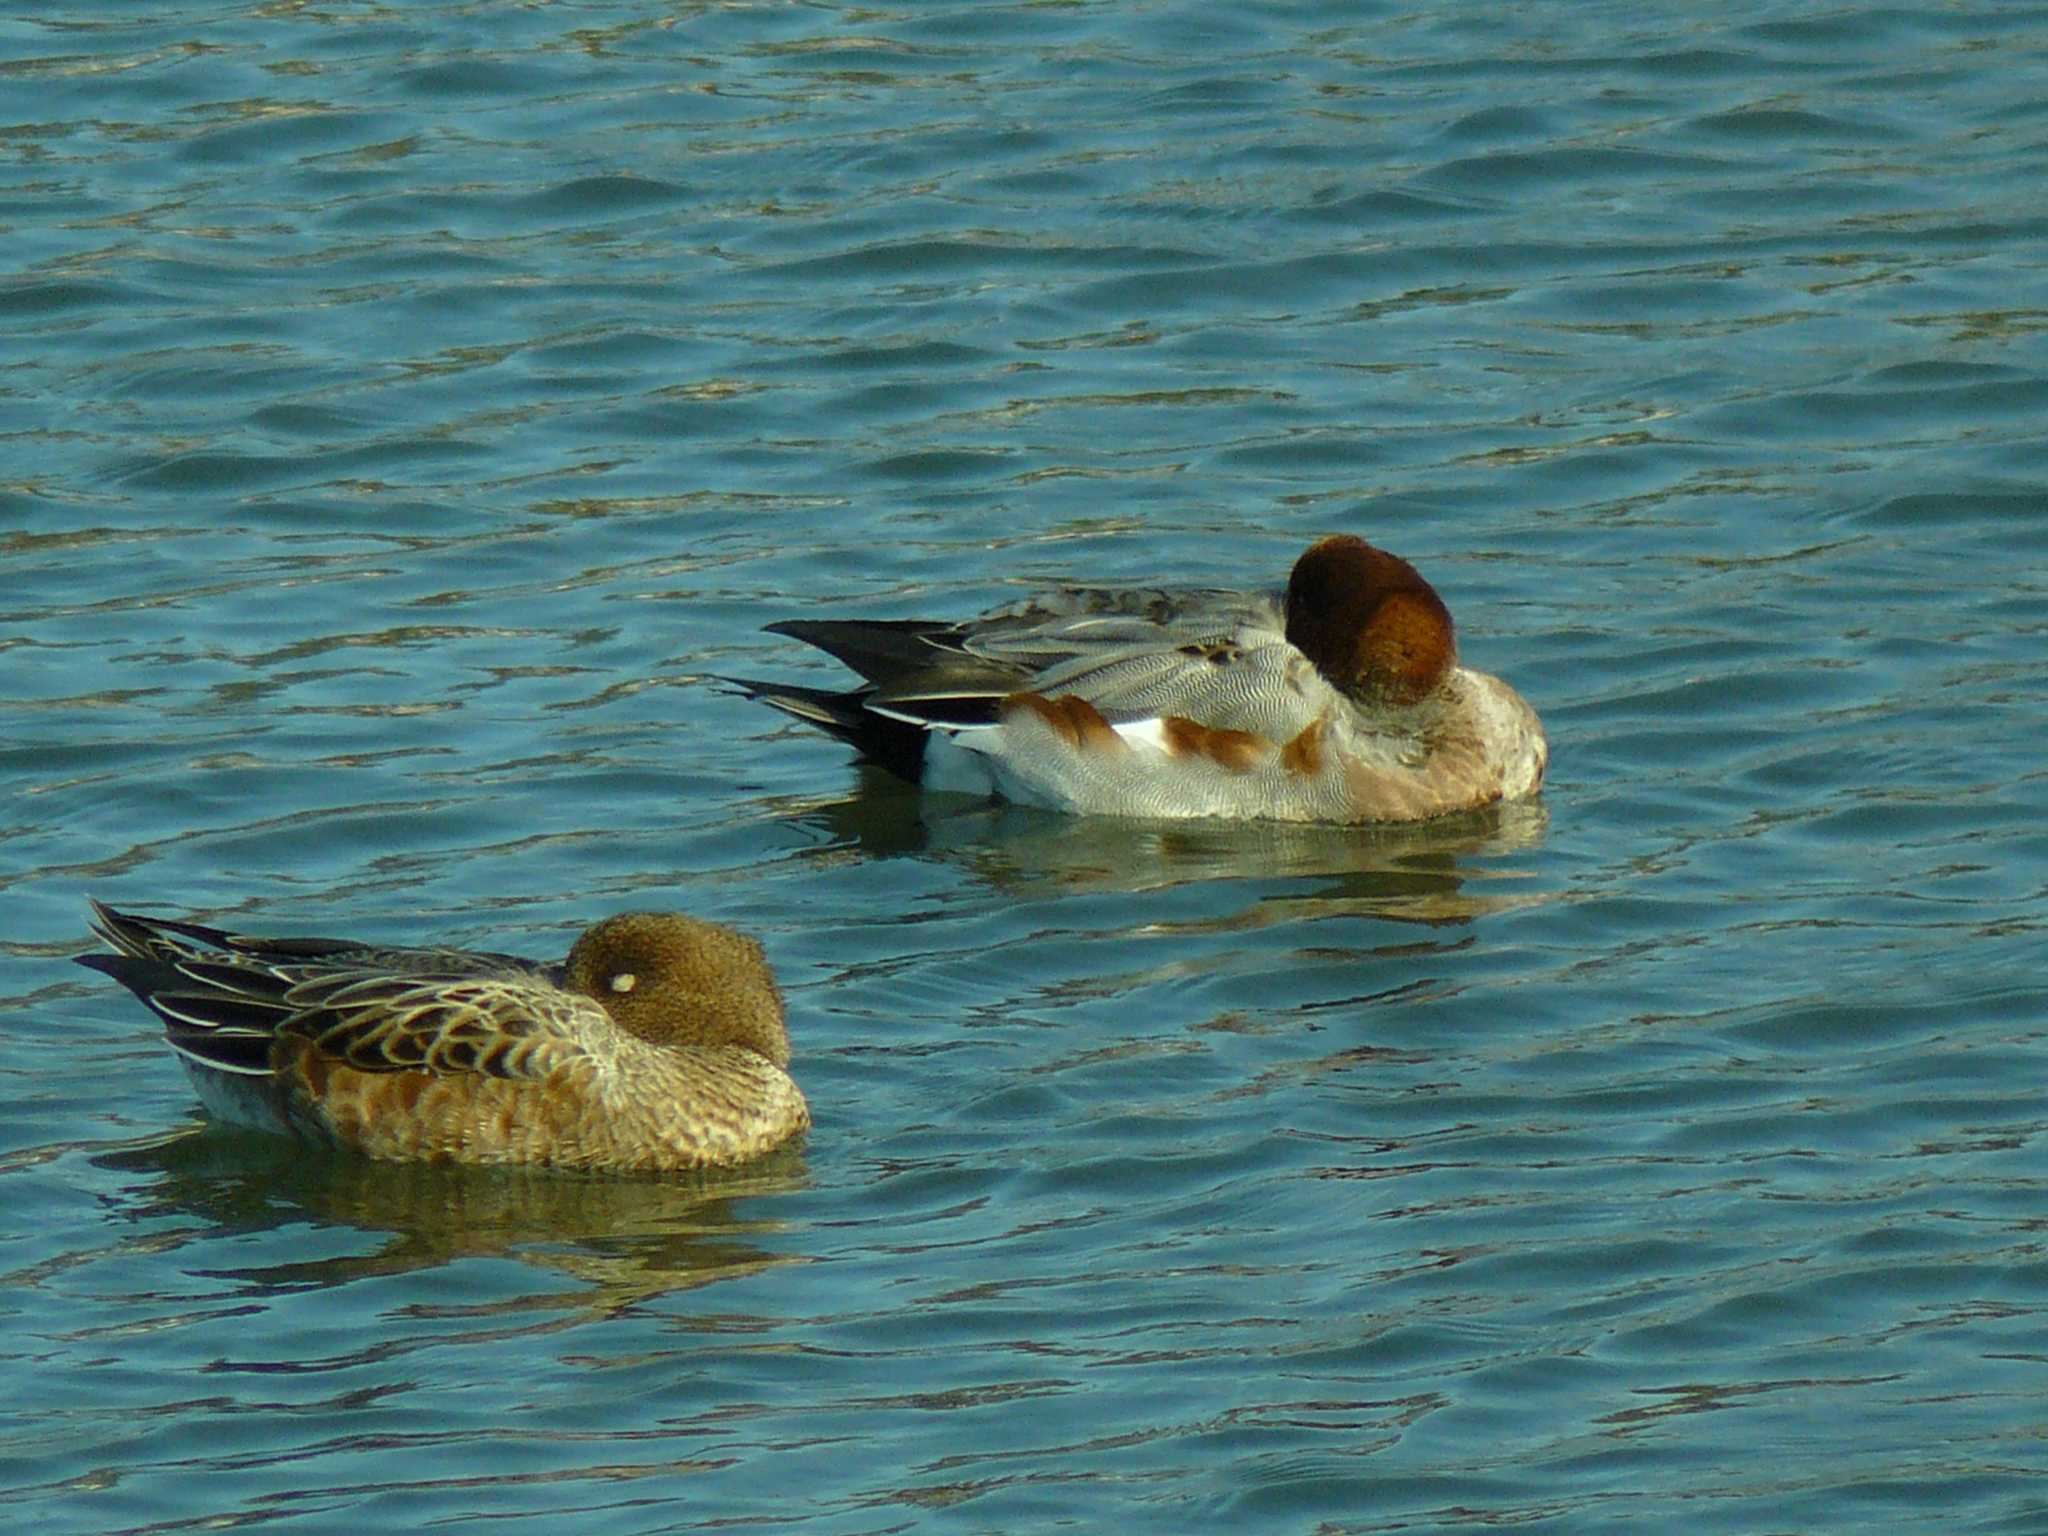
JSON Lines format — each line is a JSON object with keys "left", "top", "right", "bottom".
{"left": 91, "top": 1126, "right": 808, "bottom": 1312}
{"left": 778, "top": 768, "right": 1552, "bottom": 928}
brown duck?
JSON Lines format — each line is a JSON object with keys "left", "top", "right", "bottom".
{"left": 77, "top": 900, "right": 808, "bottom": 1172}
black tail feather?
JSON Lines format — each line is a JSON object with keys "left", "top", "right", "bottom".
{"left": 722, "top": 676, "right": 930, "bottom": 782}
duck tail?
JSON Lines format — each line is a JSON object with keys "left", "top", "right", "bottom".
{"left": 719, "top": 677, "right": 930, "bottom": 782}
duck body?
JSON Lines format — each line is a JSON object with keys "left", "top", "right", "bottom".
{"left": 77, "top": 902, "right": 808, "bottom": 1173}
{"left": 737, "top": 536, "right": 1547, "bottom": 824}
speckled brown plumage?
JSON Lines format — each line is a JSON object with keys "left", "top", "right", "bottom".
{"left": 77, "top": 900, "right": 808, "bottom": 1173}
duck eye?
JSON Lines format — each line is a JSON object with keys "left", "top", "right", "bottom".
{"left": 610, "top": 972, "right": 638, "bottom": 995}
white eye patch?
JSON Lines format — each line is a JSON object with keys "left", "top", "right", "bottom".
{"left": 609, "top": 972, "right": 638, "bottom": 995}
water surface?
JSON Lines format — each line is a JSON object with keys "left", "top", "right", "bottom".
{"left": 5, "top": 2, "right": 2047, "bottom": 1532}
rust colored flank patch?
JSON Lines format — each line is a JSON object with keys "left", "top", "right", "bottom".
{"left": 1003, "top": 691, "right": 1127, "bottom": 753}
{"left": 1160, "top": 715, "right": 1268, "bottom": 774}
{"left": 1280, "top": 718, "right": 1326, "bottom": 777}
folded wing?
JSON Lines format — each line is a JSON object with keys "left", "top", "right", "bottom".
{"left": 78, "top": 901, "right": 581, "bottom": 1082}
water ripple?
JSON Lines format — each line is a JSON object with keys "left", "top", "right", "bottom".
{"left": 4, "top": 1, "right": 2046, "bottom": 1532}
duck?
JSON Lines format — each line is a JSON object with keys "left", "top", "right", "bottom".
{"left": 731, "top": 534, "right": 1547, "bottom": 823}
{"left": 76, "top": 900, "right": 808, "bottom": 1172}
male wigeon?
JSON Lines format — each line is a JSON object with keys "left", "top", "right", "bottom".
{"left": 734, "top": 535, "right": 1547, "bottom": 823}
{"left": 77, "top": 900, "right": 808, "bottom": 1172}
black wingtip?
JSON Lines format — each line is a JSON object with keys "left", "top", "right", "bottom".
{"left": 761, "top": 617, "right": 971, "bottom": 689}
{"left": 83, "top": 899, "right": 241, "bottom": 963}
{"left": 74, "top": 949, "right": 158, "bottom": 992}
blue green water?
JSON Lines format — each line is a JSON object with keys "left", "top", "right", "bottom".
{"left": 6, "top": 2, "right": 2047, "bottom": 1530}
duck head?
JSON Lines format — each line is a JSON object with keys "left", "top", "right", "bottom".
{"left": 1283, "top": 534, "right": 1456, "bottom": 707}
{"left": 566, "top": 912, "right": 792, "bottom": 1068}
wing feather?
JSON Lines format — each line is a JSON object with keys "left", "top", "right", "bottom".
{"left": 282, "top": 972, "right": 598, "bottom": 1081}
{"left": 761, "top": 586, "right": 1332, "bottom": 744}
{"left": 79, "top": 901, "right": 575, "bottom": 1082}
